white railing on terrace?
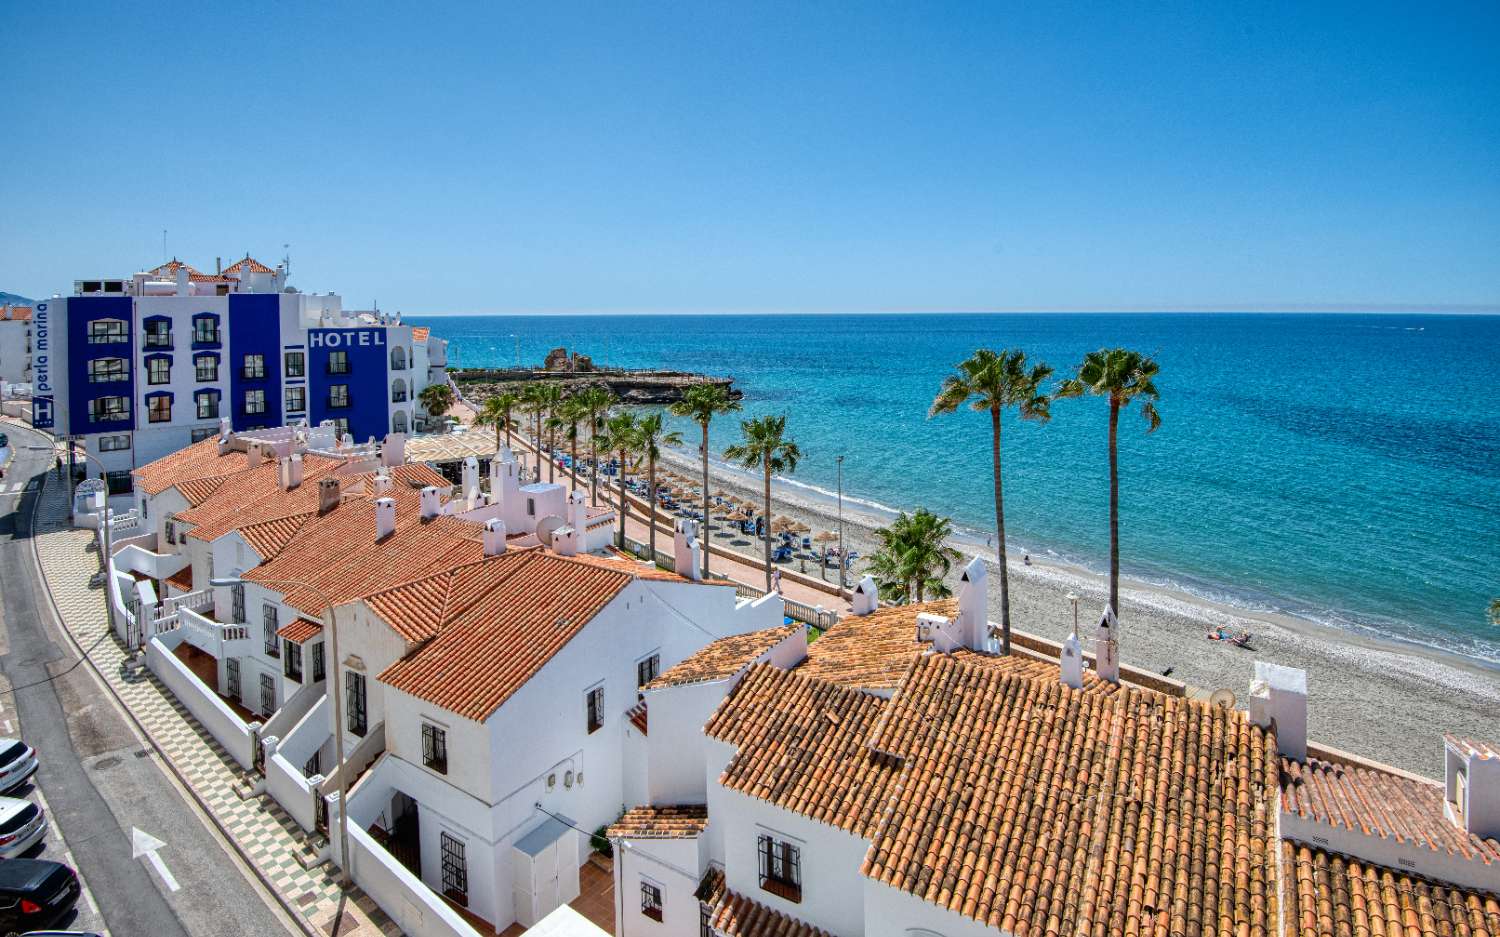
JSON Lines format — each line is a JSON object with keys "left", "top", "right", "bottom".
{"left": 108, "top": 508, "right": 143, "bottom": 535}
{"left": 177, "top": 605, "right": 252, "bottom": 658}
{"left": 160, "top": 588, "right": 213, "bottom": 617}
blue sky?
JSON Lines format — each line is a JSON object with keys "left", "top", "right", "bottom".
{"left": 3, "top": 1, "right": 1497, "bottom": 314}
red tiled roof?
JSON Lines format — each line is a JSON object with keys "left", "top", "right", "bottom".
{"left": 698, "top": 869, "right": 833, "bottom": 937}
{"left": 378, "top": 552, "right": 637, "bottom": 722}
{"left": 177, "top": 455, "right": 344, "bottom": 542}
{"left": 0, "top": 305, "right": 32, "bottom": 322}
{"left": 132, "top": 436, "right": 246, "bottom": 496}
{"left": 1447, "top": 734, "right": 1500, "bottom": 761}
{"left": 569, "top": 550, "right": 736, "bottom": 585}
{"left": 188, "top": 273, "right": 234, "bottom": 283}
{"left": 176, "top": 475, "right": 230, "bottom": 506}
{"left": 164, "top": 566, "right": 193, "bottom": 592}
{"left": 607, "top": 805, "right": 707, "bottom": 840}
{"left": 796, "top": 599, "right": 958, "bottom": 690}
{"left": 645, "top": 624, "right": 799, "bottom": 689}
{"left": 148, "top": 259, "right": 201, "bottom": 277}
{"left": 277, "top": 617, "right": 323, "bottom": 644}
{"left": 1280, "top": 753, "right": 1500, "bottom": 863}
{"left": 223, "top": 256, "right": 275, "bottom": 275}
{"left": 410, "top": 326, "right": 431, "bottom": 342}
{"left": 1281, "top": 841, "right": 1500, "bottom": 937}
{"left": 627, "top": 702, "right": 648, "bottom": 735}
{"left": 238, "top": 513, "right": 313, "bottom": 560}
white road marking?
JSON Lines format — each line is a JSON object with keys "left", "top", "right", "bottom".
{"left": 132, "top": 826, "right": 180, "bottom": 892}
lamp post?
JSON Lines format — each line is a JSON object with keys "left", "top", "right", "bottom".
{"left": 835, "top": 455, "right": 845, "bottom": 599}
{"left": 1067, "top": 591, "right": 1080, "bottom": 635}
{"left": 211, "top": 575, "right": 351, "bottom": 887}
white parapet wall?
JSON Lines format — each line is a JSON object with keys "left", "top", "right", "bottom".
{"left": 146, "top": 629, "right": 257, "bottom": 770}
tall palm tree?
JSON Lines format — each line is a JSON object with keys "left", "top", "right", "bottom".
{"left": 635, "top": 412, "right": 684, "bottom": 559}
{"left": 669, "top": 384, "right": 742, "bottom": 577}
{"left": 557, "top": 395, "right": 588, "bottom": 488}
{"left": 868, "top": 509, "right": 961, "bottom": 603}
{"left": 536, "top": 384, "right": 563, "bottom": 483}
{"left": 929, "top": 349, "right": 1051, "bottom": 655}
{"left": 519, "top": 384, "right": 549, "bottom": 479}
{"left": 478, "top": 391, "right": 520, "bottom": 453}
{"left": 724, "top": 415, "right": 802, "bottom": 591}
{"left": 1056, "top": 348, "right": 1162, "bottom": 619}
{"left": 576, "top": 385, "right": 617, "bottom": 506}
{"left": 597, "top": 411, "right": 640, "bottom": 548}
{"left": 419, "top": 383, "right": 454, "bottom": 424}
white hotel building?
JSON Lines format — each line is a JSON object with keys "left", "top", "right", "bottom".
{"left": 30, "top": 256, "right": 447, "bottom": 497}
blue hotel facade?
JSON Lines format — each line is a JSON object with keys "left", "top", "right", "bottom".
{"left": 32, "top": 260, "right": 446, "bottom": 494}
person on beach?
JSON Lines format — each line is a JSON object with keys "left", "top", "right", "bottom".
{"left": 771, "top": 569, "right": 782, "bottom": 593}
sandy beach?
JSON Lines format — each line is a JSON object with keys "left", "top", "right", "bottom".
{"left": 656, "top": 445, "right": 1500, "bottom": 779}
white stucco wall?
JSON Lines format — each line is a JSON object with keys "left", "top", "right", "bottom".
{"left": 862, "top": 876, "right": 1001, "bottom": 937}
{"left": 615, "top": 835, "right": 705, "bottom": 937}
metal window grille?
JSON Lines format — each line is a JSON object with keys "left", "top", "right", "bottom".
{"left": 346, "top": 671, "right": 367, "bottom": 737}
{"left": 195, "top": 356, "right": 218, "bottom": 381}
{"left": 700, "top": 903, "right": 713, "bottom": 937}
{"left": 327, "top": 351, "right": 349, "bottom": 375}
{"left": 284, "top": 641, "right": 302, "bottom": 681}
{"left": 422, "top": 723, "right": 448, "bottom": 774}
{"left": 440, "top": 832, "right": 468, "bottom": 906}
{"left": 285, "top": 351, "right": 304, "bottom": 377}
{"left": 586, "top": 686, "right": 604, "bottom": 734}
{"left": 259, "top": 673, "right": 276, "bottom": 716}
{"left": 304, "top": 750, "right": 321, "bottom": 778}
{"left": 637, "top": 654, "right": 660, "bottom": 688}
{"left": 231, "top": 584, "right": 245, "bottom": 624}
{"left": 311, "top": 642, "right": 325, "bottom": 682}
{"left": 262, "top": 604, "right": 280, "bottom": 656}
{"left": 226, "top": 658, "right": 240, "bottom": 698}
{"left": 245, "top": 389, "right": 265, "bottom": 414}
{"left": 243, "top": 354, "right": 265, "bottom": 379}
{"left": 641, "top": 882, "right": 663, "bottom": 921}
{"left": 756, "top": 835, "right": 802, "bottom": 902}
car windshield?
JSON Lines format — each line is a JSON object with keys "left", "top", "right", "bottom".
{"left": 0, "top": 741, "right": 25, "bottom": 768}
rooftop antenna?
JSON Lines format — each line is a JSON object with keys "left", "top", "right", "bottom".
{"left": 162, "top": 229, "right": 167, "bottom": 263}
{"left": 281, "top": 243, "right": 291, "bottom": 278}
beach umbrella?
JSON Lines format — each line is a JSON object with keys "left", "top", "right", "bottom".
{"left": 790, "top": 520, "right": 811, "bottom": 534}
{"left": 724, "top": 510, "right": 750, "bottom": 522}
{"left": 812, "top": 530, "right": 839, "bottom": 543}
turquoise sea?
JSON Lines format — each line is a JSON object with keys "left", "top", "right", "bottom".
{"left": 409, "top": 313, "right": 1500, "bottom": 664}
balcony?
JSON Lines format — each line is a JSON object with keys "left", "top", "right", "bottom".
{"left": 178, "top": 606, "right": 258, "bottom": 659}
{"left": 143, "top": 335, "right": 174, "bottom": 350}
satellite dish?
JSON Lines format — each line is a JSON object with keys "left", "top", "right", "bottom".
{"left": 1210, "top": 688, "right": 1236, "bottom": 710}
{"left": 536, "top": 515, "right": 567, "bottom": 546}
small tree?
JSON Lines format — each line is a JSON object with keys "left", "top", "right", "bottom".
{"left": 419, "top": 383, "right": 454, "bottom": 422}
{"left": 867, "top": 509, "right": 960, "bottom": 603}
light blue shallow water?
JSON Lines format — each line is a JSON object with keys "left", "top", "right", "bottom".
{"left": 411, "top": 312, "right": 1500, "bottom": 663}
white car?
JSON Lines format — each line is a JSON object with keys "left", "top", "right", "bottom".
{"left": 0, "top": 740, "right": 37, "bottom": 794}
{"left": 0, "top": 796, "right": 46, "bottom": 859}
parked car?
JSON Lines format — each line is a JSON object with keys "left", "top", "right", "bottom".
{"left": 0, "top": 799, "right": 45, "bottom": 860}
{"left": 0, "top": 860, "right": 79, "bottom": 933}
{"left": 0, "top": 743, "right": 37, "bottom": 796}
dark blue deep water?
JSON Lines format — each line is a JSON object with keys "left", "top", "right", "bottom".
{"left": 410, "top": 312, "right": 1500, "bottom": 662}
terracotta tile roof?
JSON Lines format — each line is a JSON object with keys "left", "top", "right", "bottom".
{"left": 950, "top": 646, "right": 1122, "bottom": 696}
{"left": 178, "top": 455, "right": 345, "bottom": 543}
{"left": 703, "top": 875, "right": 834, "bottom": 937}
{"left": 569, "top": 550, "right": 736, "bottom": 585}
{"left": 188, "top": 273, "right": 234, "bottom": 283}
{"left": 862, "top": 652, "right": 1280, "bottom": 935}
{"left": 364, "top": 549, "right": 537, "bottom": 643}
{"left": 238, "top": 513, "right": 312, "bottom": 560}
{"left": 627, "top": 702, "right": 648, "bottom": 735}
{"left": 1281, "top": 841, "right": 1500, "bottom": 937}
{"left": 132, "top": 436, "right": 247, "bottom": 496}
{"left": 276, "top": 617, "right": 323, "bottom": 644}
{"left": 704, "top": 665, "right": 897, "bottom": 836}
{"left": 164, "top": 566, "right": 193, "bottom": 592}
{"left": 1447, "top": 734, "right": 1500, "bottom": 761}
{"left": 378, "top": 551, "right": 637, "bottom": 722}
{"left": 410, "top": 326, "right": 431, "bottom": 342}
{"left": 796, "top": 599, "right": 958, "bottom": 690}
{"left": 148, "top": 259, "right": 201, "bottom": 277}
{"left": 645, "top": 624, "right": 799, "bottom": 689}
{"left": 223, "top": 256, "right": 275, "bottom": 275}
{"left": 176, "top": 475, "right": 230, "bottom": 506}
{"left": 1280, "top": 753, "right": 1500, "bottom": 863}
{"left": 607, "top": 805, "right": 708, "bottom": 840}
{"left": 0, "top": 305, "right": 32, "bottom": 322}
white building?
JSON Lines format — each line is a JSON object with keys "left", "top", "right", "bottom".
{"left": 0, "top": 304, "right": 31, "bottom": 395}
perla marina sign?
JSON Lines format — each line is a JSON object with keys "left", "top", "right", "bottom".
{"left": 308, "top": 329, "right": 385, "bottom": 348}
{"left": 31, "top": 302, "right": 55, "bottom": 429}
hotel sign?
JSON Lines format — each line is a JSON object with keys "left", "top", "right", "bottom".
{"left": 31, "top": 301, "right": 54, "bottom": 429}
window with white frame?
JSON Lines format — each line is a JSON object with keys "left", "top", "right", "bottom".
{"left": 98, "top": 434, "right": 130, "bottom": 452}
{"left": 285, "top": 386, "right": 306, "bottom": 413}
{"left": 328, "top": 384, "right": 349, "bottom": 409}
{"left": 147, "top": 356, "right": 171, "bottom": 385}
{"left": 326, "top": 350, "right": 349, "bottom": 375}
{"left": 89, "top": 396, "right": 129, "bottom": 422}
{"left": 244, "top": 388, "right": 266, "bottom": 415}
{"left": 87, "top": 357, "right": 128, "bottom": 383}
{"left": 195, "top": 354, "right": 218, "bottom": 381}
{"left": 242, "top": 353, "right": 265, "bottom": 379}
{"left": 637, "top": 653, "right": 660, "bottom": 689}
{"left": 284, "top": 350, "right": 305, "bottom": 377}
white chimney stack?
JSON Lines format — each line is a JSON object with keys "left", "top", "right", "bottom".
{"left": 278, "top": 454, "right": 303, "bottom": 490}
{"left": 484, "top": 518, "right": 507, "bottom": 556}
{"left": 382, "top": 432, "right": 406, "bottom": 467}
{"left": 552, "top": 525, "right": 578, "bottom": 557}
{"left": 1094, "top": 604, "right": 1120, "bottom": 684}
{"left": 371, "top": 471, "right": 392, "bottom": 495}
{"left": 1060, "top": 630, "right": 1083, "bottom": 689}
{"left": 851, "top": 575, "right": 879, "bottom": 615}
{"left": 461, "top": 456, "right": 480, "bottom": 500}
{"left": 419, "top": 485, "right": 441, "bottom": 520}
{"left": 374, "top": 497, "right": 396, "bottom": 540}
{"left": 1445, "top": 736, "right": 1500, "bottom": 841}
{"left": 317, "top": 477, "right": 340, "bottom": 515}
{"left": 245, "top": 442, "right": 264, "bottom": 470}
{"left": 674, "top": 519, "right": 702, "bottom": 581}
{"left": 218, "top": 416, "right": 232, "bottom": 442}
{"left": 1249, "top": 661, "right": 1307, "bottom": 762}
{"left": 568, "top": 489, "right": 587, "bottom": 533}
{"left": 958, "top": 556, "right": 987, "bottom": 651}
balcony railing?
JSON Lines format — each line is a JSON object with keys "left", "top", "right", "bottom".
{"left": 143, "top": 334, "right": 174, "bottom": 349}
{"left": 178, "top": 606, "right": 257, "bottom": 659}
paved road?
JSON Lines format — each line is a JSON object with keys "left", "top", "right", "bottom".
{"left": 0, "top": 427, "right": 300, "bottom": 937}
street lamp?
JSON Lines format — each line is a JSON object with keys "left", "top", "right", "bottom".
{"left": 1067, "top": 591, "right": 1080, "bottom": 635}
{"left": 211, "top": 575, "right": 351, "bottom": 888}
{"left": 30, "top": 443, "right": 117, "bottom": 644}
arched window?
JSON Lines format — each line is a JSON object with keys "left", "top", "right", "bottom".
{"left": 392, "top": 410, "right": 409, "bottom": 434}
{"left": 391, "top": 377, "right": 408, "bottom": 403}
{"left": 391, "top": 346, "right": 407, "bottom": 370}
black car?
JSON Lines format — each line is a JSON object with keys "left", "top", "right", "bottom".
{"left": 0, "top": 861, "right": 79, "bottom": 934}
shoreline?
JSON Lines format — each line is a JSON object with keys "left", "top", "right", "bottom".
{"left": 657, "top": 444, "right": 1500, "bottom": 778}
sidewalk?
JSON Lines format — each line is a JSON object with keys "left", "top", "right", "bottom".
{"left": 28, "top": 466, "right": 400, "bottom": 937}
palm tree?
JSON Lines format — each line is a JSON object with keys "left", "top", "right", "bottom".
{"left": 519, "top": 384, "right": 548, "bottom": 479}
{"left": 557, "top": 396, "right": 588, "bottom": 488}
{"left": 597, "top": 411, "right": 640, "bottom": 548}
{"left": 576, "top": 386, "right": 617, "bottom": 506}
{"left": 867, "top": 509, "right": 961, "bottom": 604}
{"left": 478, "top": 391, "right": 520, "bottom": 452}
{"left": 929, "top": 349, "right": 1051, "bottom": 655}
{"left": 1056, "top": 348, "right": 1162, "bottom": 619}
{"left": 635, "top": 412, "right": 684, "bottom": 559}
{"left": 536, "top": 384, "right": 563, "bottom": 483}
{"left": 419, "top": 383, "right": 454, "bottom": 424}
{"left": 724, "top": 415, "right": 802, "bottom": 591}
{"left": 669, "top": 384, "right": 742, "bottom": 577}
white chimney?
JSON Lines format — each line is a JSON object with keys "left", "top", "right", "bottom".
{"left": 374, "top": 497, "right": 396, "bottom": 540}
{"left": 1445, "top": 737, "right": 1500, "bottom": 841}
{"left": 918, "top": 612, "right": 962, "bottom": 653}
{"left": 1060, "top": 630, "right": 1083, "bottom": 689}
{"left": 957, "top": 556, "right": 987, "bottom": 651}
{"left": 674, "top": 519, "right": 702, "bottom": 581}
{"left": 218, "top": 416, "right": 232, "bottom": 442}
{"left": 568, "top": 488, "right": 587, "bottom": 533}
{"left": 317, "top": 477, "right": 341, "bottom": 515}
{"left": 552, "top": 525, "right": 578, "bottom": 557}
{"left": 419, "top": 485, "right": 441, "bottom": 520}
{"left": 245, "top": 442, "right": 264, "bottom": 470}
{"left": 1094, "top": 604, "right": 1120, "bottom": 684}
{"left": 279, "top": 454, "right": 303, "bottom": 490}
{"left": 461, "top": 456, "right": 480, "bottom": 501}
{"left": 382, "top": 432, "right": 406, "bottom": 467}
{"left": 483, "top": 518, "right": 507, "bottom": 556}
{"left": 851, "top": 575, "right": 879, "bottom": 615}
{"left": 1249, "top": 661, "right": 1307, "bottom": 761}
{"left": 371, "top": 471, "right": 392, "bottom": 495}
{"left": 175, "top": 265, "right": 189, "bottom": 296}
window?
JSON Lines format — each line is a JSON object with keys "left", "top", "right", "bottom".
{"left": 701, "top": 905, "right": 713, "bottom": 937}
{"left": 284, "top": 350, "right": 305, "bottom": 377}
{"left": 757, "top": 834, "right": 802, "bottom": 903}
{"left": 285, "top": 386, "right": 306, "bottom": 413}
{"left": 284, "top": 640, "right": 302, "bottom": 681}
{"left": 105, "top": 470, "right": 134, "bottom": 496}
{"left": 244, "top": 389, "right": 266, "bottom": 415}
{"left": 87, "top": 318, "right": 128, "bottom": 344}
{"left": 311, "top": 641, "right": 325, "bottom": 682}
{"left": 190, "top": 427, "right": 217, "bottom": 443}
{"left": 303, "top": 750, "right": 321, "bottom": 778}
{"left": 391, "top": 347, "right": 407, "bottom": 370}
{"left": 263, "top": 604, "right": 280, "bottom": 657}
{"left": 641, "top": 881, "right": 663, "bottom": 922}
{"left": 98, "top": 434, "right": 130, "bottom": 452}
{"left": 242, "top": 353, "right": 265, "bottom": 379}
{"left": 637, "top": 654, "right": 660, "bottom": 689}
{"left": 195, "top": 354, "right": 218, "bottom": 381}
{"left": 193, "top": 317, "right": 220, "bottom": 345}
{"left": 586, "top": 685, "right": 604, "bottom": 734}
{"left": 422, "top": 722, "right": 448, "bottom": 774}
{"left": 196, "top": 391, "right": 219, "bottom": 420}
{"left": 143, "top": 319, "right": 172, "bottom": 348}
{"left": 328, "top": 384, "right": 349, "bottom": 409}
{"left": 146, "top": 356, "right": 171, "bottom": 385}
{"left": 327, "top": 350, "right": 349, "bottom": 375}
{"left": 440, "top": 832, "right": 468, "bottom": 906}
{"left": 226, "top": 658, "right": 240, "bottom": 699}
{"left": 346, "top": 671, "right": 367, "bottom": 737}
{"left": 391, "top": 380, "right": 407, "bottom": 403}
{"left": 148, "top": 395, "right": 172, "bottom": 423}
{"left": 87, "top": 357, "right": 128, "bottom": 383}
{"left": 231, "top": 584, "right": 245, "bottom": 624}
{"left": 89, "top": 396, "right": 129, "bottom": 422}
{"left": 259, "top": 673, "right": 276, "bottom": 716}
